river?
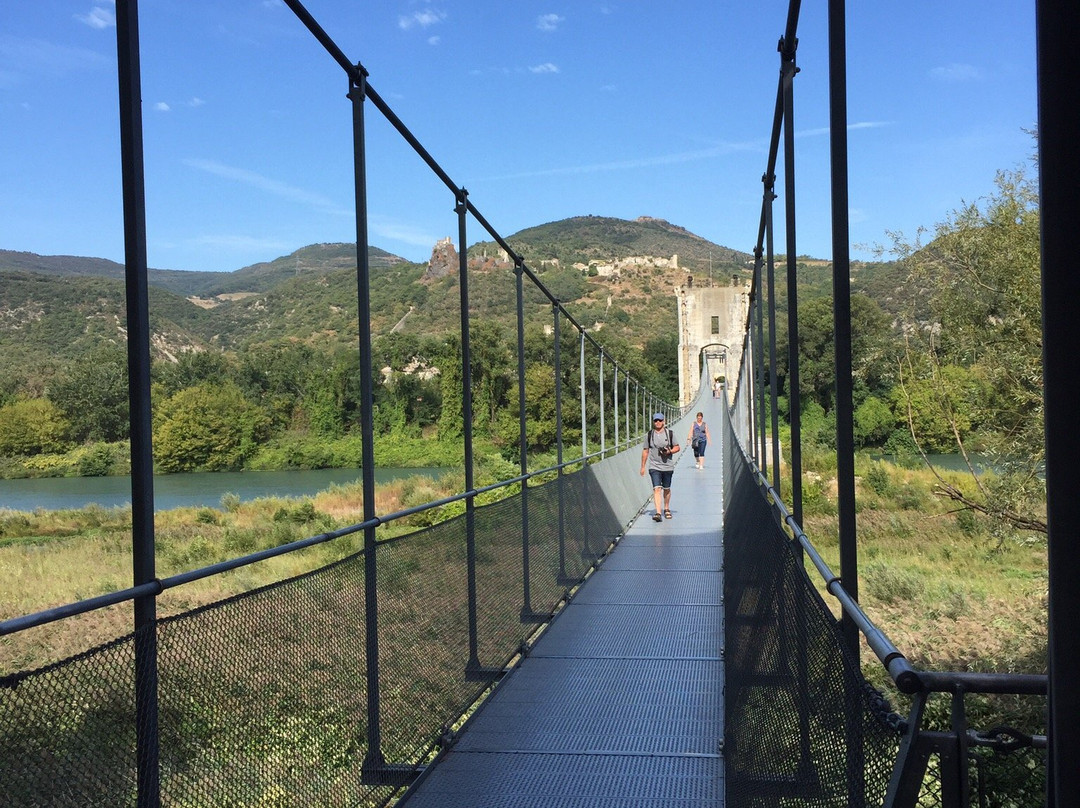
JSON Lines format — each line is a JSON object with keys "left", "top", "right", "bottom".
{"left": 0, "top": 467, "right": 448, "bottom": 513}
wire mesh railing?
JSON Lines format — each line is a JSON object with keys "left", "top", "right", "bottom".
{"left": 725, "top": 336, "right": 1047, "bottom": 808}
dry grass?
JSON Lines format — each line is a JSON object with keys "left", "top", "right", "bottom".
{"left": 800, "top": 460, "right": 1047, "bottom": 678}
{"left": 0, "top": 472, "right": 466, "bottom": 675}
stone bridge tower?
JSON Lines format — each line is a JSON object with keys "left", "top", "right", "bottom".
{"left": 676, "top": 281, "right": 751, "bottom": 407}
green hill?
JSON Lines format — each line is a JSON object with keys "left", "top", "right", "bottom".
{"left": 0, "top": 216, "right": 784, "bottom": 385}
{"left": 471, "top": 215, "right": 752, "bottom": 278}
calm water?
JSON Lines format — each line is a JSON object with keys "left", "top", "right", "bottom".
{"left": 0, "top": 467, "right": 448, "bottom": 513}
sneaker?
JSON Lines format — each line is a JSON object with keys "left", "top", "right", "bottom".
{"left": 652, "top": 513, "right": 662, "bottom": 522}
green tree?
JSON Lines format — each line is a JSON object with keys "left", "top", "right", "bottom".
{"left": 437, "top": 338, "right": 464, "bottom": 443}
{"left": 642, "top": 334, "right": 679, "bottom": 401}
{"left": 853, "top": 395, "right": 894, "bottom": 448}
{"left": 469, "top": 320, "right": 512, "bottom": 432}
{"left": 495, "top": 363, "right": 560, "bottom": 456}
{"left": 153, "top": 382, "right": 269, "bottom": 472}
{"left": 891, "top": 163, "right": 1044, "bottom": 534}
{"left": 792, "top": 294, "right": 892, "bottom": 414}
{"left": 0, "top": 398, "right": 70, "bottom": 455}
{"left": 51, "top": 345, "right": 129, "bottom": 442}
{"left": 154, "top": 350, "right": 232, "bottom": 398}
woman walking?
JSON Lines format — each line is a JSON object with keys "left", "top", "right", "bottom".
{"left": 687, "top": 412, "right": 711, "bottom": 470}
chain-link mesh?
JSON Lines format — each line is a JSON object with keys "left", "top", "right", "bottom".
{"left": 723, "top": 410, "right": 902, "bottom": 807}
{"left": 0, "top": 459, "right": 646, "bottom": 807}
{"left": 968, "top": 745, "right": 1046, "bottom": 808}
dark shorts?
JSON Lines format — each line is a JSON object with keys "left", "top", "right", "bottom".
{"left": 648, "top": 469, "right": 673, "bottom": 490}
{"left": 693, "top": 440, "right": 707, "bottom": 458}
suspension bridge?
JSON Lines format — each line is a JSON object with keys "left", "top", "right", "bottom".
{"left": 2, "top": 1, "right": 1079, "bottom": 806}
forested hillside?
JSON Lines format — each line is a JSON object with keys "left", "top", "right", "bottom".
{"left": 0, "top": 216, "right": 750, "bottom": 476}
{"left": 0, "top": 181, "right": 1045, "bottom": 548}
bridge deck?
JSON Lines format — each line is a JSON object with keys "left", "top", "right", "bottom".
{"left": 400, "top": 416, "right": 726, "bottom": 806}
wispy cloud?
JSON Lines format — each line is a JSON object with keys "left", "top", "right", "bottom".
{"left": 75, "top": 3, "right": 116, "bottom": 30}
{"left": 188, "top": 97, "right": 205, "bottom": 108}
{"left": 478, "top": 140, "right": 761, "bottom": 182}
{"left": 0, "top": 36, "right": 110, "bottom": 78}
{"left": 537, "top": 14, "right": 564, "bottom": 32}
{"left": 370, "top": 216, "right": 441, "bottom": 248}
{"left": 399, "top": 9, "right": 446, "bottom": 30}
{"left": 154, "top": 102, "right": 171, "bottom": 112}
{"left": 796, "top": 121, "right": 892, "bottom": 138}
{"left": 427, "top": 36, "right": 441, "bottom": 46}
{"left": 529, "top": 63, "right": 560, "bottom": 74}
{"left": 184, "top": 158, "right": 350, "bottom": 216}
{"left": 930, "top": 63, "right": 981, "bottom": 82}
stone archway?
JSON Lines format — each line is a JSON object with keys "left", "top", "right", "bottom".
{"left": 675, "top": 283, "right": 750, "bottom": 406}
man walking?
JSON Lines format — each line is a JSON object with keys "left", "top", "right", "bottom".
{"left": 640, "top": 412, "right": 680, "bottom": 521}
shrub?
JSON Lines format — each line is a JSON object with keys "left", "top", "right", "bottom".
{"left": 863, "top": 561, "right": 925, "bottom": 605}
{"left": 77, "top": 444, "right": 114, "bottom": 477}
{"left": 864, "top": 463, "right": 892, "bottom": 497}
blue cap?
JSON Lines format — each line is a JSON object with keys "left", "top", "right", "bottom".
{"left": 652, "top": 412, "right": 665, "bottom": 421}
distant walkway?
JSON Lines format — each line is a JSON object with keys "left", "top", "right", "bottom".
{"left": 400, "top": 400, "right": 726, "bottom": 806}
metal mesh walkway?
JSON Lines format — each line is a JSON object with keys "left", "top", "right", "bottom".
{"left": 399, "top": 399, "right": 726, "bottom": 807}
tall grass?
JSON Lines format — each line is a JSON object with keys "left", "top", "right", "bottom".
{"left": 0, "top": 470, "right": 474, "bottom": 675}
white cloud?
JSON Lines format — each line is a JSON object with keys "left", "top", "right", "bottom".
{"left": 796, "top": 121, "right": 892, "bottom": 138}
{"left": 188, "top": 97, "right": 205, "bottom": 108}
{"left": 930, "top": 63, "right": 981, "bottom": 82}
{"left": 537, "top": 14, "right": 564, "bottom": 32}
{"left": 183, "top": 158, "right": 350, "bottom": 216}
{"left": 427, "top": 36, "right": 441, "bottom": 46}
{"left": 399, "top": 9, "right": 446, "bottom": 30}
{"left": 529, "top": 63, "right": 560, "bottom": 74}
{"left": 154, "top": 102, "right": 171, "bottom": 112}
{"left": 75, "top": 5, "right": 116, "bottom": 30}
{"left": 478, "top": 140, "right": 761, "bottom": 182}
{"left": 370, "top": 217, "right": 441, "bottom": 248}
{"left": 0, "top": 36, "right": 110, "bottom": 77}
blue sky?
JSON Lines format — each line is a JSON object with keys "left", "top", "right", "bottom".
{"left": 1, "top": 1, "right": 1037, "bottom": 273}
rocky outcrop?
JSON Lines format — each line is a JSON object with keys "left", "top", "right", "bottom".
{"left": 424, "top": 237, "right": 458, "bottom": 280}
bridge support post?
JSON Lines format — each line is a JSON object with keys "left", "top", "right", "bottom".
{"left": 516, "top": 262, "right": 547, "bottom": 624}
{"left": 1038, "top": 0, "right": 1080, "bottom": 804}
{"left": 554, "top": 305, "right": 576, "bottom": 586}
{"left": 116, "top": 2, "right": 161, "bottom": 805}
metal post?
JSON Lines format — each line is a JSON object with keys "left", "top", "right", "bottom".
{"left": 746, "top": 312, "right": 757, "bottom": 463}
{"left": 349, "top": 68, "right": 410, "bottom": 784}
{"left": 579, "top": 330, "right": 592, "bottom": 558}
{"left": 755, "top": 256, "right": 768, "bottom": 474}
{"left": 115, "top": 2, "right": 159, "bottom": 804}
{"left": 516, "top": 261, "right": 542, "bottom": 623}
{"left": 613, "top": 364, "right": 620, "bottom": 449}
{"left": 625, "top": 373, "right": 630, "bottom": 444}
{"left": 457, "top": 190, "right": 489, "bottom": 679}
{"left": 1037, "top": 1, "right": 1080, "bottom": 803}
{"left": 554, "top": 305, "right": 573, "bottom": 585}
{"left": 599, "top": 351, "right": 606, "bottom": 456}
{"left": 765, "top": 176, "right": 782, "bottom": 492}
{"left": 580, "top": 331, "right": 587, "bottom": 461}
{"left": 828, "top": 0, "right": 859, "bottom": 655}
{"left": 826, "top": 4, "right": 864, "bottom": 802}
{"left": 782, "top": 36, "right": 804, "bottom": 528}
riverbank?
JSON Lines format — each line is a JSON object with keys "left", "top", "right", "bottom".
{"left": 0, "top": 431, "right": 471, "bottom": 481}
{"left": 1, "top": 467, "right": 493, "bottom": 673}
{"left": 0, "top": 466, "right": 449, "bottom": 513}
